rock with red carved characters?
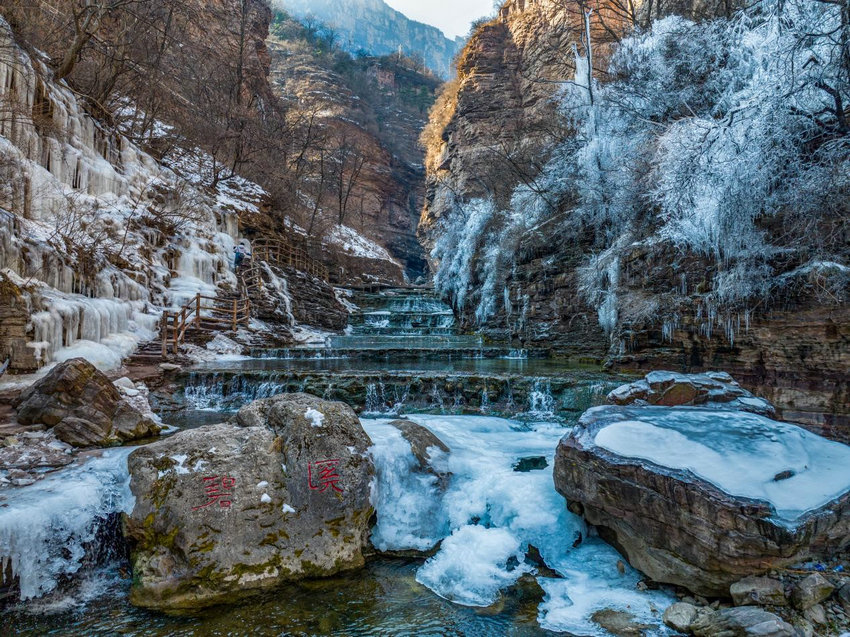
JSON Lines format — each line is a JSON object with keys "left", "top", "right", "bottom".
{"left": 124, "top": 393, "right": 374, "bottom": 611}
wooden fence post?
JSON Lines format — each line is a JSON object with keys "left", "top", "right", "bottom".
{"left": 232, "top": 299, "right": 238, "bottom": 332}
{"left": 173, "top": 311, "right": 179, "bottom": 355}
{"left": 195, "top": 294, "right": 201, "bottom": 328}
{"left": 162, "top": 311, "right": 169, "bottom": 358}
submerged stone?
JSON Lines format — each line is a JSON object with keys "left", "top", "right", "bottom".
{"left": 512, "top": 456, "right": 548, "bottom": 472}
{"left": 590, "top": 609, "right": 654, "bottom": 636}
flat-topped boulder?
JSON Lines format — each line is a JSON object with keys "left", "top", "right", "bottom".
{"left": 14, "top": 359, "right": 160, "bottom": 447}
{"left": 608, "top": 371, "right": 776, "bottom": 417}
{"left": 554, "top": 405, "right": 850, "bottom": 596}
{"left": 124, "top": 394, "right": 374, "bottom": 611}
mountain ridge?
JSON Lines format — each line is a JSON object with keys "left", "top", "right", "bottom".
{"left": 272, "top": 0, "right": 465, "bottom": 78}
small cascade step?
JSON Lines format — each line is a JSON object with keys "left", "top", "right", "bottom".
{"left": 343, "top": 287, "right": 466, "bottom": 343}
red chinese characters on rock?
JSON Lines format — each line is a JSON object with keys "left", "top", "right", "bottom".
{"left": 308, "top": 459, "right": 343, "bottom": 494}
{"left": 192, "top": 476, "right": 236, "bottom": 511}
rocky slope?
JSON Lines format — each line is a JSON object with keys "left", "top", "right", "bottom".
{"left": 273, "top": 0, "right": 464, "bottom": 78}
{"left": 266, "top": 11, "right": 441, "bottom": 281}
{"left": 419, "top": 0, "right": 849, "bottom": 436}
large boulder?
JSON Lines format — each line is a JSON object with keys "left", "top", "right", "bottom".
{"left": 554, "top": 404, "right": 850, "bottom": 596}
{"left": 691, "top": 607, "right": 797, "bottom": 636}
{"left": 125, "top": 394, "right": 374, "bottom": 611}
{"left": 389, "top": 419, "right": 451, "bottom": 489}
{"left": 608, "top": 371, "right": 776, "bottom": 418}
{"left": 14, "top": 359, "right": 160, "bottom": 447}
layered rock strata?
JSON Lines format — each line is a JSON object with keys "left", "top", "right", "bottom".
{"left": 554, "top": 405, "right": 850, "bottom": 596}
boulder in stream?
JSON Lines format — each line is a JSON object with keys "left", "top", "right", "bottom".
{"left": 14, "top": 359, "right": 160, "bottom": 447}
{"left": 608, "top": 371, "right": 776, "bottom": 417}
{"left": 125, "top": 393, "right": 374, "bottom": 611}
{"left": 554, "top": 404, "right": 850, "bottom": 596}
{"left": 389, "top": 419, "right": 451, "bottom": 488}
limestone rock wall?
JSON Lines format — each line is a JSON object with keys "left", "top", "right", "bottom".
{"left": 419, "top": 0, "right": 849, "bottom": 436}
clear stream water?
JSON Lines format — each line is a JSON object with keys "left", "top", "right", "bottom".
{"left": 1, "top": 288, "right": 672, "bottom": 636}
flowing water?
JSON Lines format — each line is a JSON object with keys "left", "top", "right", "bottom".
{"left": 1, "top": 288, "right": 672, "bottom": 636}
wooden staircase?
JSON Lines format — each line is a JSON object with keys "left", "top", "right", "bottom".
{"left": 129, "top": 237, "right": 333, "bottom": 363}
{"left": 158, "top": 292, "right": 252, "bottom": 357}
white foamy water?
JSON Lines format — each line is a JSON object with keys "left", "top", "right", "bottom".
{"left": 363, "top": 415, "right": 674, "bottom": 635}
{"left": 0, "top": 449, "right": 134, "bottom": 600}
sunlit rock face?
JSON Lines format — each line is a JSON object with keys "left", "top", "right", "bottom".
{"left": 554, "top": 404, "right": 850, "bottom": 596}
{"left": 418, "top": 0, "right": 630, "bottom": 356}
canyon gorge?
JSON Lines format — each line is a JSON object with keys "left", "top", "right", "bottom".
{"left": 0, "top": 0, "right": 848, "bottom": 635}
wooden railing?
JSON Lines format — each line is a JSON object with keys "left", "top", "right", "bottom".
{"left": 160, "top": 293, "right": 251, "bottom": 357}
{"left": 252, "top": 238, "right": 329, "bottom": 282}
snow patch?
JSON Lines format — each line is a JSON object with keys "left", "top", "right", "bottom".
{"left": 592, "top": 407, "right": 850, "bottom": 523}
{"left": 305, "top": 409, "right": 325, "bottom": 428}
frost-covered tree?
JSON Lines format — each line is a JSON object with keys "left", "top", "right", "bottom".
{"left": 433, "top": 0, "right": 849, "bottom": 337}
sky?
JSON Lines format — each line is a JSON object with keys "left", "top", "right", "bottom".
{"left": 383, "top": 0, "right": 497, "bottom": 39}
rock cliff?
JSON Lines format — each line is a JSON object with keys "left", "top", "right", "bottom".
{"left": 419, "top": 0, "right": 849, "bottom": 437}
{"left": 273, "top": 0, "right": 464, "bottom": 78}
{"left": 266, "top": 11, "right": 441, "bottom": 281}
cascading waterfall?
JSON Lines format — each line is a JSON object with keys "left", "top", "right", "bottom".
{"left": 527, "top": 379, "right": 556, "bottom": 417}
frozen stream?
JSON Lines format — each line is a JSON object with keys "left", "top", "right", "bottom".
{"left": 1, "top": 289, "right": 673, "bottom": 635}
{"left": 365, "top": 415, "right": 673, "bottom": 634}
{"left": 1, "top": 415, "right": 673, "bottom": 636}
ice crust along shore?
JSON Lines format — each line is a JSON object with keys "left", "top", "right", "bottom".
{"left": 0, "top": 449, "right": 134, "bottom": 601}
{"left": 363, "top": 415, "right": 674, "bottom": 635}
{"left": 587, "top": 406, "right": 850, "bottom": 524}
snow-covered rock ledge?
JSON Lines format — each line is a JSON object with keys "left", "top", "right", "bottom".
{"left": 553, "top": 403, "right": 850, "bottom": 597}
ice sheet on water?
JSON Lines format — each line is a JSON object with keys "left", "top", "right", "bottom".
{"left": 0, "top": 449, "right": 134, "bottom": 600}
{"left": 538, "top": 538, "right": 672, "bottom": 636}
{"left": 362, "top": 415, "right": 674, "bottom": 630}
{"left": 591, "top": 406, "right": 850, "bottom": 523}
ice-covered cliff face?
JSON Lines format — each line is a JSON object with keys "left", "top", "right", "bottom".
{"left": 420, "top": 0, "right": 849, "bottom": 434}
{"left": 0, "top": 18, "right": 249, "bottom": 372}
{"left": 274, "top": 0, "right": 464, "bottom": 79}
